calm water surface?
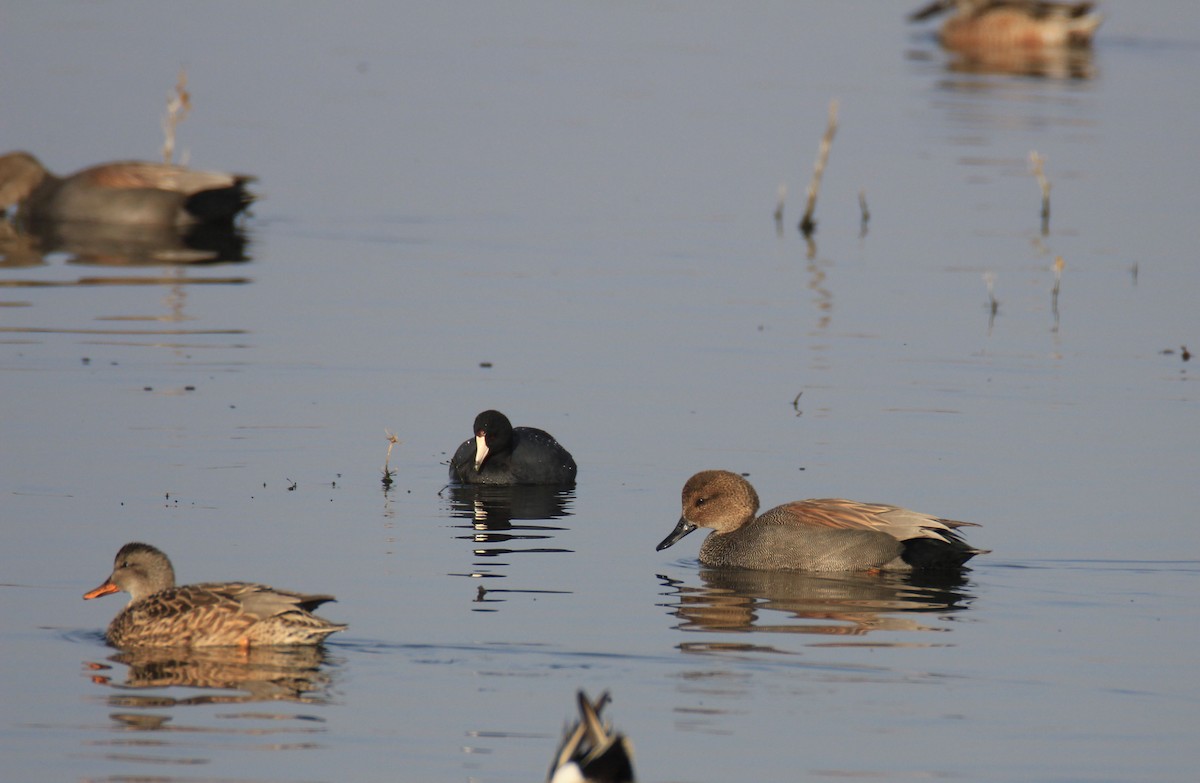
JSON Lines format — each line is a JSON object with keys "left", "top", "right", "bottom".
{"left": 2, "top": 3, "right": 1198, "bottom": 782}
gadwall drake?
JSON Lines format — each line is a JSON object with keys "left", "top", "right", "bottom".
{"left": 548, "top": 691, "right": 635, "bottom": 783}
{"left": 0, "top": 151, "right": 254, "bottom": 227}
{"left": 84, "top": 542, "right": 346, "bottom": 648}
{"left": 449, "top": 409, "right": 577, "bottom": 486}
{"left": 909, "top": 1, "right": 1103, "bottom": 48}
{"left": 657, "top": 471, "right": 988, "bottom": 572}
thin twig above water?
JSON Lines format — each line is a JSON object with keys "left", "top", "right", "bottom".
{"left": 799, "top": 99, "right": 839, "bottom": 238}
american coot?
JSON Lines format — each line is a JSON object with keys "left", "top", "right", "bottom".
{"left": 908, "top": 0, "right": 1102, "bottom": 49}
{"left": 83, "top": 542, "right": 346, "bottom": 648}
{"left": 657, "top": 470, "right": 988, "bottom": 572}
{"left": 547, "top": 691, "right": 635, "bottom": 783}
{"left": 449, "top": 410, "right": 577, "bottom": 486}
{"left": 0, "top": 151, "right": 254, "bottom": 227}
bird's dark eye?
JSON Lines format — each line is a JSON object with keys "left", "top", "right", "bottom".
{"left": 696, "top": 497, "right": 706, "bottom": 506}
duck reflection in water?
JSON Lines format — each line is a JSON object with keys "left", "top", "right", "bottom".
{"left": 39, "top": 218, "right": 250, "bottom": 266}
{"left": 661, "top": 568, "right": 975, "bottom": 638}
{"left": 444, "top": 483, "right": 575, "bottom": 551}
{"left": 0, "top": 151, "right": 253, "bottom": 266}
{"left": 932, "top": 36, "right": 1096, "bottom": 79}
{"left": 0, "top": 214, "right": 253, "bottom": 267}
{"left": 444, "top": 483, "right": 577, "bottom": 602}
{"left": 86, "top": 644, "right": 337, "bottom": 706}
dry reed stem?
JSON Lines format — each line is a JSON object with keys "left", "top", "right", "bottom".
{"left": 162, "top": 68, "right": 192, "bottom": 165}
{"left": 799, "top": 99, "right": 839, "bottom": 237}
{"left": 381, "top": 429, "right": 402, "bottom": 487}
{"left": 383, "top": 429, "right": 400, "bottom": 474}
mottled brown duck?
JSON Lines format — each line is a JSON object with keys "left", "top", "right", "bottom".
{"left": 83, "top": 542, "right": 346, "bottom": 648}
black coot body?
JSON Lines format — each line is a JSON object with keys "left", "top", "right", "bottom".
{"left": 449, "top": 410, "right": 577, "bottom": 486}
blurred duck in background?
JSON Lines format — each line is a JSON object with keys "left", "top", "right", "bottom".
{"left": 0, "top": 152, "right": 254, "bottom": 264}
{"left": 909, "top": 0, "right": 1103, "bottom": 49}
{"left": 0, "top": 151, "right": 253, "bottom": 227}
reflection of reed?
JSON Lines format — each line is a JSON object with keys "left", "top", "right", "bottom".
{"left": 661, "top": 568, "right": 973, "bottom": 638}
{"left": 1051, "top": 255, "right": 1064, "bottom": 333}
{"left": 983, "top": 271, "right": 999, "bottom": 335}
{"left": 1030, "top": 151, "right": 1052, "bottom": 235}
{"left": 87, "top": 644, "right": 337, "bottom": 705}
{"left": 804, "top": 255, "right": 833, "bottom": 380}
{"left": 806, "top": 257, "right": 832, "bottom": 332}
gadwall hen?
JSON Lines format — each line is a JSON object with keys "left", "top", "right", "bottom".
{"left": 449, "top": 409, "right": 577, "bottom": 486}
{"left": 84, "top": 542, "right": 346, "bottom": 648}
{"left": 909, "top": 0, "right": 1103, "bottom": 48}
{"left": 657, "top": 471, "right": 988, "bottom": 572}
{"left": 0, "top": 151, "right": 254, "bottom": 227}
{"left": 548, "top": 691, "right": 635, "bottom": 783}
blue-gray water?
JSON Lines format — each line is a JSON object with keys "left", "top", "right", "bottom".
{"left": 2, "top": 3, "right": 1198, "bottom": 781}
